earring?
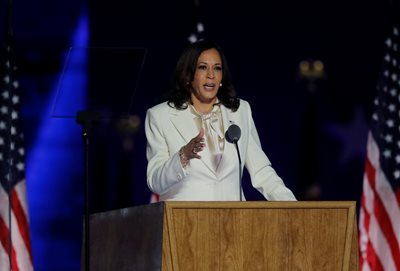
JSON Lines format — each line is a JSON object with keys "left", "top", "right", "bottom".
{"left": 219, "top": 83, "right": 222, "bottom": 87}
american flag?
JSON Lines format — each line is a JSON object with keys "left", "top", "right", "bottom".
{"left": 359, "top": 25, "right": 400, "bottom": 271}
{"left": 0, "top": 37, "right": 34, "bottom": 270}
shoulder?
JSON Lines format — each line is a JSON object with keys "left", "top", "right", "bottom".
{"left": 146, "top": 101, "right": 187, "bottom": 122}
{"left": 220, "top": 99, "right": 252, "bottom": 116}
{"left": 238, "top": 98, "right": 250, "bottom": 108}
{"left": 147, "top": 101, "right": 173, "bottom": 115}
{"left": 234, "top": 98, "right": 251, "bottom": 114}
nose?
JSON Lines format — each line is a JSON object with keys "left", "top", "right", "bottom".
{"left": 207, "top": 68, "right": 215, "bottom": 79}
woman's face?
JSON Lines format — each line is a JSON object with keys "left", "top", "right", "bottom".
{"left": 191, "top": 48, "right": 222, "bottom": 106}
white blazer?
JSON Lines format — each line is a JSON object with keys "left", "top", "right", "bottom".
{"left": 145, "top": 99, "right": 296, "bottom": 201}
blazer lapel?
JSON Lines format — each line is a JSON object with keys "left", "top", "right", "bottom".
{"left": 169, "top": 107, "right": 197, "bottom": 144}
{"left": 221, "top": 105, "right": 233, "bottom": 136}
{"left": 219, "top": 106, "right": 240, "bottom": 176}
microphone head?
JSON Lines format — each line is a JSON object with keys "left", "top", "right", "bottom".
{"left": 225, "top": 124, "right": 241, "bottom": 143}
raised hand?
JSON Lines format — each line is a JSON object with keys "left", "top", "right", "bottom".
{"left": 179, "top": 128, "right": 205, "bottom": 166}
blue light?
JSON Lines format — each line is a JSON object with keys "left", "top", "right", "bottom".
{"left": 26, "top": 12, "right": 88, "bottom": 271}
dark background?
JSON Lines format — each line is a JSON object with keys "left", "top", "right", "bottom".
{"left": 1, "top": 0, "right": 395, "bottom": 269}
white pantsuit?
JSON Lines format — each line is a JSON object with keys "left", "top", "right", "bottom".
{"left": 145, "top": 99, "right": 296, "bottom": 201}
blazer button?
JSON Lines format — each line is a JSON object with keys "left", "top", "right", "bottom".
{"left": 177, "top": 173, "right": 182, "bottom": 181}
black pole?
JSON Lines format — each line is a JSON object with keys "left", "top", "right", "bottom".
{"left": 6, "top": 49, "right": 13, "bottom": 271}
{"left": 225, "top": 125, "right": 242, "bottom": 201}
{"left": 234, "top": 142, "right": 243, "bottom": 201}
{"left": 5, "top": 0, "right": 14, "bottom": 269}
{"left": 83, "top": 131, "right": 90, "bottom": 271}
{"left": 76, "top": 110, "right": 100, "bottom": 271}
{"left": 6, "top": 55, "right": 13, "bottom": 271}
{"left": 7, "top": 0, "right": 13, "bottom": 36}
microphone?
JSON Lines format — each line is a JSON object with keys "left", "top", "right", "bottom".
{"left": 225, "top": 124, "right": 243, "bottom": 201}
{"left": 225, "top": 124, "right": 241, "bottom": 143}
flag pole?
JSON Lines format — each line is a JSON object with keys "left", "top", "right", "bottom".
{"left": 5, "top": 0, "right": 14, "bottom": 269}
{"left": 7, "top": 0, "right": 13, "bottom": 36}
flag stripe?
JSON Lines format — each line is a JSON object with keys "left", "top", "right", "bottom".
{"left": 0, "top": 216, "right": 10, "bottom": 257}
{"left": 372, "top": 188, "right": 400, "bottom": 269}
{"left": 361, "top": 158, "right": 387, "bottom": 271}
{"left": 361, "top": 137, "right": 398, "bottom": 271}
{"left": 0, "top": 241, "right": 11, "bottom": 270}
{"left": 367, "top": 239, "right": 384, "bottom": 271}
{"left": 365, "top": 156, "right": 400, "bottom": 269}
{"left": 11, "top": 186, "right": 33, "bottom": 262}
{"left": 375, "top": 171, "right": 400, "bottom": 237}
{"left": 1, "top": 183, "right": 33, "bottom": 270}
{"left": 360, "top": 186, "right": 371, "bottom": 270}
{"left": 150, "top": 192, "right": 159, "bottom": 203}
{"left": 396, "top": 189, "right": 400, "bottom": 208}
{"left": 359, "top": 200, "right": 366, "bottom": 269}
{"left": 0, "top": 216, "right": 20, "bottom": 271}
{"left": 10, "top": 204, "right": 33, "bottom": 270}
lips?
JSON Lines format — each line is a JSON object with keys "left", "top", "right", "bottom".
{"left": 203, "top": 83, "right": 215, "bottom": 90}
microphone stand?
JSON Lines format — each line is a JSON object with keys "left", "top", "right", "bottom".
{"left": 76, "top": 110, "right": 100, "bottom": 271}
{"left": 233, "top": 141, "right": 243, "bottom": 201}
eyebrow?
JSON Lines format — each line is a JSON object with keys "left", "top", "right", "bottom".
{"left": 197, "top": 61, "right": 222, "bottom": 65}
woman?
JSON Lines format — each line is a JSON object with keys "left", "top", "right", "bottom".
{"left": 145, "top": 40, "right": 296, "bottom": 201}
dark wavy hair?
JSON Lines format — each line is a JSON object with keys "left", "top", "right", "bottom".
{"left": 165, "top": 40, "right": 240, "bottom": 111}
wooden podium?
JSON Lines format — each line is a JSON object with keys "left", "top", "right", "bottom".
{"left": 89, "top": 201, "right": 359, "bottom": 271}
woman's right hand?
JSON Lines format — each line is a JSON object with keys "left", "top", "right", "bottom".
{"left": 179, "top": 128, "right": 205, "bottom": 166}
